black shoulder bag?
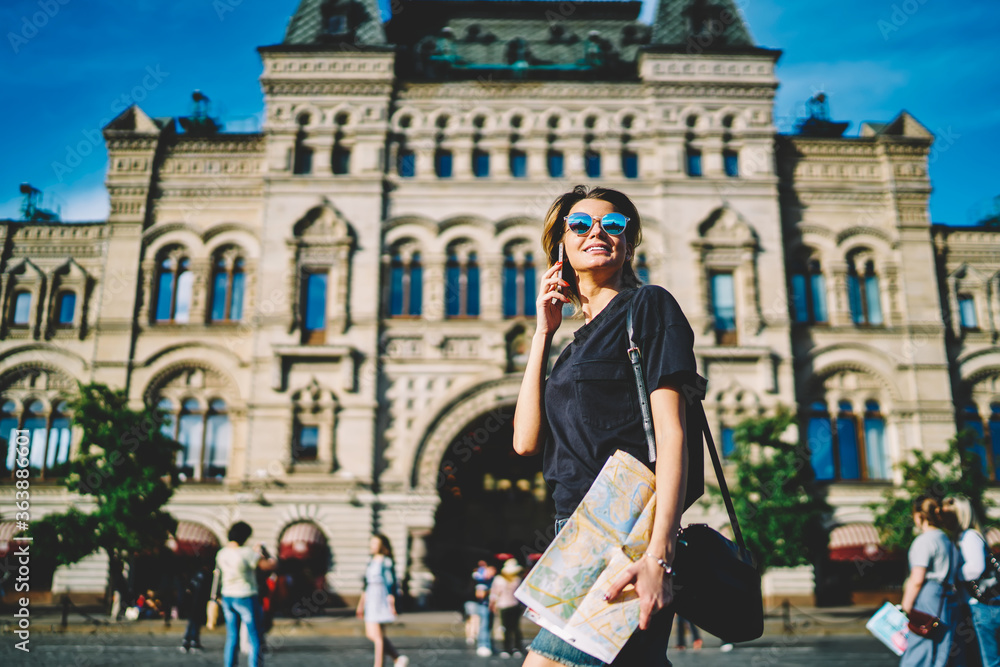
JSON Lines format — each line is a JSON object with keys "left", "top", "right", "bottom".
{"left": 626, "top": 298, "right": 764, "bottom": 643}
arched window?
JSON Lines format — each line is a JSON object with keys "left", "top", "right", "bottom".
{"left": 12, "top": 291, "right": 31, "bottom": 326}
{"left": 621, "top": 147, "right": 638, "bottom": 179}
{"left": 790, "top": 258, "right": 828, "bottom": 324}
{"left": 302, "top": 270, "right": 328, "bottom": 345}
{"left": 848, "top": 259, "right": 883, "bottom": 326}
{"left": 155, "top": 254, "right": 192, "bottom": 323}
{"left": 635, "top": 253, "right": 650, "bottom": 285}
{"left": 292, "top": 113, "right": 313, "bottom": 175}
{"left": 808, "top": 399, "right": 892, "bottom": 482}
{"left": 473, "top": 148, "right": 490, "bottom": 178}
{"left": 445, "top": 250, "right": 480, "bottom": 318}
{"left": 710, "top": 272, "right": 736, "bottom": 345}
{"left": 211, "top": 255, "right": 245, "bottom": 322}
{"left": 547, "top": 150, "right": 564, "bottom": 178}
{"left": 863, "top": 401, "right": 889, "bottom": 480}
{"left": 397, "top": 146, "right": 416, "bottom": 177}
{"left": 4, "top": 398, "right": 71, "bottom": 478}
{"left": 389, "top": 250, "right": 422, "bottom": 317}
{"left": 723, "top": 149, "right": 739, "bottom": 177}
{"left": 163, "top": 397, "right": 228, "bottom": 481}
{"left": 509, "top": 148, "right": 527, "bottom": 178}
{"left": 503, "top": 250, "right": 536, "bottom": 318}
{"left": 43, "top": 400, "right": 72, "bottom": 476}
{"left": 435, "top": 148, "right": 453, "bottom": 178}
{"left": 332, "top": 115, "right": 350, "bottom": 175}
{"left": 958, "top": 294, "right": 978, "bottom": 330}
{"left": 584, "top": 149, "right": 601, "bottom": 178}
{"left": 960, "top": 403, "right": 989, "bottom": 477}
{"left": 685, "top": 144, "right": 702, "bottom": 177}
{"left": 56, "top": 291, "right": 76, "bottom": 326}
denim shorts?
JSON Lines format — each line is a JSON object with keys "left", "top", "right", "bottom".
{"left": 527, "top": 519, "right": 674, "bottom": 667}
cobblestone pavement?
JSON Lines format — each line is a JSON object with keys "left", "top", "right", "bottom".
{"left": 0, "top": 633, "right": 899, "bottom": 666}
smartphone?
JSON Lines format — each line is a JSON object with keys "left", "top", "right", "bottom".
{"left": 551, "top": 243, "right": 564, "bottom": 305}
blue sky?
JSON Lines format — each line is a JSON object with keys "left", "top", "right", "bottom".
{"left": 1, "top": 0, "right": 997, "bottom": 225}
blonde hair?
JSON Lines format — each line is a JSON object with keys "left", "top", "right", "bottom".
{"left": 540, "top": 185, "right": 644, "bottom": 309}
{"left": 943, "top": 495, "right": 983, "bottom": 533}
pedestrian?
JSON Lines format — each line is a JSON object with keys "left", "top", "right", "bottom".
{"left": 464, "top": 560, "right": 487, "bottom": 646}
{"left": 900, "top": 495, "right": 961, "bottom": 667}
{"left": 179, "top": 562, "right": 212, "bottom": 653}
{"left": 356, "top": 533, "right": 409, "bottom": 667}
{"left": 944, "top": 494, "right": 998, "bottom": 666}
{"left": 489, "top": 558, "right": 525, "bottom": 658}
{"left": 513, "top": 185, "right": 704, "bottom": 666}
{"left": 216, "top": 521, "right": 277, "bottom": 667}
{"left": 673, "top": 616, "right": 702, "bottom": 651}
{"left": 473, "top": 562, "right": 497, "bottom": 657}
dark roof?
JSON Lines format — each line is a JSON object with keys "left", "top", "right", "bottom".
{"left": 284, "top": 0, "right": 387, "bottom": 46}
{"left": 651, "top": 0, "right": 754, "bottom": 48}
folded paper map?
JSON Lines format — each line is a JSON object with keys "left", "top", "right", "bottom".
{"left": 515, "top": 450, "right": 656, "bottom": 663}
{"left": 866, "top": 601, "right": 908, "bottom": 657}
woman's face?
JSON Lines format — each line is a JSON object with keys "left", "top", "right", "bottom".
{"left": 562, "top": 198, "right": 630, "bottom": 279}
{"left": 369, "top": 536, "right": 381, "bottom": 555}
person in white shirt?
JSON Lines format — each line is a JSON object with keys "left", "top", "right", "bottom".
{"left": 215, "top": 521, "right": 276, "bottom": 667}
{"left": 944, "top": 494, "right": 1000, "bottom": 667}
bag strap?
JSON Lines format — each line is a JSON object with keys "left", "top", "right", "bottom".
{"left": 626, "top": 295, "right": 748, "bottom": 556}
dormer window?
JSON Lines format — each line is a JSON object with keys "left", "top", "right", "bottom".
{"left": 326, "top": 15, "right": 347, "bottom": 35}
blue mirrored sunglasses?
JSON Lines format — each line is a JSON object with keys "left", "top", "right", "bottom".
{"left": 564, "top": 212, "right": 629, "bottom": 236}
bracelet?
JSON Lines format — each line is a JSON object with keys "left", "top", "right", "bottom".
{"left": 642, "top": 552, "right": 675, "bottom": 577}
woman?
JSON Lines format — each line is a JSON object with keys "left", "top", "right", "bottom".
{"left": 945, "top": 494, "right": 999, "bottom": 666}
{"left": 900, "top": 495, "right": 961, "bottom": 667}
{"left": 490, "top": 558, "right": 526, "bottom": 658}
{"left": 513, "top": 185, "right": 705, "bottom": 667}
{"left": 356, "top": 534, "right": 409, "bottom": 667}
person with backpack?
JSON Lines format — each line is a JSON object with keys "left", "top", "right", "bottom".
{"left": 180, "top": 562, "right": 212, "bottom": 653}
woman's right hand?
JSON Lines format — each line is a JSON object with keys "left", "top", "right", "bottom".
{"left": 536, "top": 261, "right": 569, "bottom": 336}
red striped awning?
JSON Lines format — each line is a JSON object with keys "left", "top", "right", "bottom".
{"left": 0, "top": 521, "right": 18, "bottom": 557}
{"left": 279, "top": 522, "right": 326, "bottom": 560}
{"left": 829, "top": 523, "right": 902, "bottom": 562}
{"left": 166, "top": 521, "right": 220, "bottom": 558}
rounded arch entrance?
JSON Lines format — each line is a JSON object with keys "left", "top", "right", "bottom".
{"left": 412, "top": 378, "right": 554, "bottom": 608}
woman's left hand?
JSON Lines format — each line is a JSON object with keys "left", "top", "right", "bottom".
{"left": 388, "top": 594, "right": 397, "bottom": 616}
{"left": 604, "top": 555, "right": 673, "bottom": 631}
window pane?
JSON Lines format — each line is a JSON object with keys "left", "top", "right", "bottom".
{"left": 636, "top": 255, "right": 650, "bottom": 285}
{"left": 808, "top": 417, "right": 834, "bottom": 481}
{"left": 13, "top": 292, "right": 31, "bottom": 325}
{"left": 622, "top": 151, "right": 638, "bottom": 179}
{"left": 409, "top": 261, "right": 422, "bottom": 315}
{"left": 547, "top": 151, "right": 564, "bottom": 178}
{"left": 304, "top": 273, "right": 327, "bottom": 331}
{"left": 467, "top": 262, "right": 480, "bottom": 317}
{"left": 445, "top": 262, "right": 461, "bottom": 317}
{"left": 156, "top": 270, "right": 174, "bottom": 321}
{"left": 959, "top": 296, "right": 977, "bottom": 329}
{"left": 810, "top": 273, "right": 828, "bottom": 323}
{"left": 435, "top": 150, "right": 453, "bottom": 178}
{"left": 204, "top": 413, "right": 230, "bottom": 479}
{"left": 295, "top": 425, "right": 318, "bottom": 461}
{"left": 47, "top": 417, "right": 72, "bottom": 471}
{"left": 389, "top": 261, "right": 404, "bottom": 316}
{"left": 178, "top": 413, "right": 203, "bottom": 477}
{"left": 175, "top": 270, "right": 193, "bottom": 323}
{"left": 230, "top": 271, "right": 245, "bottom": 321}
{"left": 293, "top": 144, "right": 313, "bottom": 175}
{"left": 2, "top": 417, "right": 19, "bottom": 472}
{"left": 686, "top": 149, "right": 702, "bottom": 177}
{"left": 503, "top": 261, "right": 517, "bottom": 318}
{"left": 721, "top": 427, "right": 735, "bottom": 458}
{"left": 211, "top": 271, "right": 229, "bottom": 321}
{"left": 398, "top": 149, "right": 415, "bottom": 177}
{"left": 473, "top": 149, "right": 490, "bottom": 178}
{"left": 58, "top": 292, "right": 76, "bottom": 324}
{"left": 865, "top": 275, "right": 883, "bottom": 325}
{"left": 723, "top": 150, "right": 739, "bottom": 177}
{"left": 523, "top": 261, "right": 536, "bottom": 317}
{"left": 836, "top": 416, "right": 860, "bottom": 480}
{"left": 25, "top": 416, "right": 47, "bottom": 470}
{"left": 510, "top": 150, "right": 527, "bottom": 178}
{"left": 847, "top": 274, "right": 864, "bottom": 324}
{"left": 332, "top": 147, "right": 350, "bottom": 175}
{"left": 710, "top": 273, "right": 736, "bottom": 331}
{"left": 864, "top": 416, "right": 889, "bottom": 480}
{"left": 585, "top": 151, "right": 601, "bottom": 178}
{"left": 791, "top": 274, "right": 809, "bottom": 323}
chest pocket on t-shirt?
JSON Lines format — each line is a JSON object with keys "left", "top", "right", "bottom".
{"left": 573, "top": 359, "right": 639, "bottom": 430}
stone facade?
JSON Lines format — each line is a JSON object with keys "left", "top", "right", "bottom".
{"left": 1, "top": 0, "right": 996, "bottom": 602}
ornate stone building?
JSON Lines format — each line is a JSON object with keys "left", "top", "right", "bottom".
{"left": 1, "top": 0, "right": 996, "bottom": 603}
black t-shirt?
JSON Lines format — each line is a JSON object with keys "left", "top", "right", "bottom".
{"left": 542, "top": 285, "right": 707, "bottom": 519}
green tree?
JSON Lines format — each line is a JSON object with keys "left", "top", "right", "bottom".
{"left": 718, "top": 409, "right": 830, "bottom": 572}
{"left": 30, "top": 382, "right": 180, "bottom": 594}
{"left": 871, "top": 429, "right": 992, "bottom": 552}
